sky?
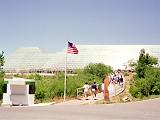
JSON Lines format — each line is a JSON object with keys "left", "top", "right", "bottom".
{"left": 0, "top": 0, "right": 160, "bottom": 55}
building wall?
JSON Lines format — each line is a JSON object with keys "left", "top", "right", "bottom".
{"left": 4, "top": 45, "right": 160, "bottom": 73}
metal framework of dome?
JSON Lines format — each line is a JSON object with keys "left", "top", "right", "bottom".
{"left": 4, "top": 45, "right": 160, "bottom": 73}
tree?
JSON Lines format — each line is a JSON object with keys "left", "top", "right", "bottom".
{"left": 83, "top": 63, "right": 113, "bottom": 80}
{"left": 130, "top": 67, "right": 160, "bottom": 98}
{"left": 0, "top": 51, "right": 4, "bottom": 99}
{"left": 136, "top": 49, "right": 158, "bottom": 78}
{"left": 0, "top": 51, "right": 5, "bottom": 70}
{"left": 130, "top": 49, "right": 159, "bottom": 98}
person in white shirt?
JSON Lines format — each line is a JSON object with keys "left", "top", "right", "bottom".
{"left": 83, "top": 82, "right": 90, "bottom": 100}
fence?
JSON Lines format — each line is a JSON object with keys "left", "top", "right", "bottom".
{"left": 76, "top": 84, "right": 102, "bottom": 99}
{"left": 76, "top": 80, "right": 125, "bottom": 99}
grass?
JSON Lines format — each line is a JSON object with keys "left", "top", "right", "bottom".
{"left": 132, "top": 95, "right": 160, "bottom": 102}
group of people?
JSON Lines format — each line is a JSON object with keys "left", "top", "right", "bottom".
{"left": 83, "top": 82, "right": 98, "bottom": 100}
{"left": 110, "top": 71, "right": 124, "bottom": 87}
{"left": 83, "top": 71, "right": 124, "bottom": 100}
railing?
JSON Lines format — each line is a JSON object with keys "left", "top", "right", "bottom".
{"left": 111, "top": 80, "right": 125, "bottom": 97}
{"left": 76, "top": 84, "right": 102, "bottom": 99}
{"left": 76, "top": 87, "right": 84, "bottom": 99}
{"left": 76, "top": 80, "right": 125, "bottom": 99}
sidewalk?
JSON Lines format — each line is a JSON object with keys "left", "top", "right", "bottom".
{"left": 55, "top": 82, "right": 125, "bottom": 105}
{"left": 55, "top": 94, "right": 102, "bottom": 105}
{"left": 30, "top": 102, "right": 55, "bottom": 106}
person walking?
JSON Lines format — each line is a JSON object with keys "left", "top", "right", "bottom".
{"left": 83, "top": 82, "right": 90, "bottom": 100}
{"left": 91, "top": 82, "right": 98, "bottom": 99}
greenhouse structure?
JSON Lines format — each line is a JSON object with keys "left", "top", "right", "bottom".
{"left": 4, "top": 45, "right": 160, "bottom": 74}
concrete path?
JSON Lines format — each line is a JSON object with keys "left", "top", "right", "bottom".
{"left": 56, "top": 82, "right": 124, "bottom": 105}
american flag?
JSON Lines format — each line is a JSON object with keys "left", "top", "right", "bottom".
{"left": 67, "top": 41, "right": 79, "bottom": 54}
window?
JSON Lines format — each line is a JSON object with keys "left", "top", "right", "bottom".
{"left": 3, "top": 83, "right": 7, "bottom": 93}
{"left": 29, "top": 83, "right": 35, "bottom": 94}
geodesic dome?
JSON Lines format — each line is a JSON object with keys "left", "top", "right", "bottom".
{"left": 4, "top": 45, "right": 160, "bottom": 73}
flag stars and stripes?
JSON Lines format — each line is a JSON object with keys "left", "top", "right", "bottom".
{"left": 67, "top": 41, "right": 79, "bottom": 54}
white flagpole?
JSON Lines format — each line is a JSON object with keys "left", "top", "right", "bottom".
{"left": 64, "top": 42, "right": 68, "bottom": 101}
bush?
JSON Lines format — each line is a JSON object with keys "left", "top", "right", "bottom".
{"left": 0, "top": 80, "right": 3, "bottom": 99}
{"left": 83, "top": 63, "right": 113, "bottom": 80}
{"left": 35, "top": 89, "right": 45, "bottom": 100}
{"left": 16, "top": 63, "right": 113, "bottom": 102}
{"left": 130, "top": 78, "right": 145, "bottom": 98}
{"left": 136, "top": 49, "right": 158, "bottom": 78}
{"left": 130, "top": 67, "right": 160, "bottom": 98}
{"left": 27, "top": 73, "right": 42, "bottom": 80}
{"left": 0, "top": 71, "right": 4, "bottom": 100}
{"left": 130, "top": 49, "right": 160, "bottom": 99}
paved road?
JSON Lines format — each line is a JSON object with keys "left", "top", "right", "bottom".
{"left": 0, "top": 98, "right": 160, "bottom": 120}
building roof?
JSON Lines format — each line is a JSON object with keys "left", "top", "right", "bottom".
{"left": 4, "top": 45, "right": 160, "bottom": 72}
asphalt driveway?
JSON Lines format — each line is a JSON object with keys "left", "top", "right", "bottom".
{"left": 0, "top": 98, "right": 160, "bottom": 120}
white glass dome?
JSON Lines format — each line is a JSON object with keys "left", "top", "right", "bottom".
{"left": 4, "top": 45, "right": 160, "bottom": 73}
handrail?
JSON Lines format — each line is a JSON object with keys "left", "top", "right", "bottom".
{"left": 76, "top": 80, "right": 125, "bottom": 99}
{"left": 76, "top": 84, "right": 101, "bottom": 99}
{"left": 76, "top": 87, "right": 84, "bottom": 99}
{"left": 110, "top": 79, "right": 125, "bottom": 97}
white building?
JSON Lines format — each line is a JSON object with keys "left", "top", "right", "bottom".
{"left": 2, "top": 78, "right": 35, "bottom": 106}
{"left": 4, "top": 45, "right": 160, "bottom": 73}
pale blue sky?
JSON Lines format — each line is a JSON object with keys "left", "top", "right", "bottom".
{"left": 0, "top": 0, "right": 160, "bottom": 55}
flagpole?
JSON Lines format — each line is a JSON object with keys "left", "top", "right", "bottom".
{"left": 64, "top": 41, "right": 78, "bottom": 101}
{"left": 64, "top": 42, "right": 68, "bottom": 101}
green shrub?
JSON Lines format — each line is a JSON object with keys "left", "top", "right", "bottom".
{"left": 27, "top": 73, "right": 42, "bottom": 80}
{"left": 0, "top": 71, "right": 4, "bottom": 100}
{"left": 24, "top": 63, "right": 113, "bottom": 102}
{"left": 136, "top": 49, "right": 158, "bottom": 78}
{"left": 151, "top": 82, "right": 160, "bottom": 95}
{"left": 130, "top": 78, "right": 144, "bottom": 98}
{"left": 83, "top": 63, "right": 113, "bottom": 80}
{"left": 0, "top": 80, "right": 3, "bottom": 99}
{"left": 130, "top": 67, "right": 160, "bottom": 98}
{"left": 130, "top": 49, "right": 160, "bottom": 99}
{"left": 48, "top": 77, "right": 64, "bottom": 97}
{"left": 35, "top": 89, "right": 45, "bottom": 100}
